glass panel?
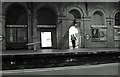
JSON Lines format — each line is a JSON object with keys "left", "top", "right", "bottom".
{"left": 114, "top": 28, "right": 120, "bottom": 40}
{"left": 41, "top": 32, "right": 52, "bottom": 47}
{"left": 91, "top": 28, "right": 99, "bottom": 42}
{"left": 99, "top": 28, "right": 107, "bottom": 41}
{"left": 17, "top": 28, "right": 27, "bottom": 42}
{"left": 6, "top": 28, "right": 16, "bottom": 42}
{"left": 92, "top": 28, "right": 99, "bottom": 38}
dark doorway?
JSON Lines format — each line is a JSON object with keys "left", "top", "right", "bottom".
{"left": 37, "top": 6, "right": 57, "bottom": 49}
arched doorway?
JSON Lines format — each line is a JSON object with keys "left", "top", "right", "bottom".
{"left": 5, "top": 4, "right": 28, "bottom": 50}
{"left": 68, "top": 9, "right": 81, "bottom": 49}
{"left": 37, "top": 6, "right": 57, "bottom": 49}
{"left": 69, "top": 26, "right": 79, "bottom": 49}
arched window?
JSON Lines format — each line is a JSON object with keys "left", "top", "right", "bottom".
{"left": 92, "top": 11, "right": 104, "bottom": 25}
{"left": 91, "top": 11, "right": 107, "bottom": 42}
{"left": 114, "top": 12, "right": 120, "bottom": 41}
{"left": 115, "top": 12, "right": 120, "bottom": 26}
{"left": 5, "top": 4, "right": 28, "bottom": 50}
{"left": 69, "top": 9, "right": 81, "bottom": 19}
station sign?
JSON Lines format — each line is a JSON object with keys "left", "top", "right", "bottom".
{"left": 0, "top": 34, "right": 4, "bottom": 41}
{"left": 85, "top": 34, "right": 91, "bottom": 40}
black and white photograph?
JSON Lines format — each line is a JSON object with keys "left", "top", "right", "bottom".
{"left": 0, "top": 0, "right": 120, "bottom": 76}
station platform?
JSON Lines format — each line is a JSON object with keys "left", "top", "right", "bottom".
{"left": 2, "top": 48, "right": 120, "bottom": 55}
{"left": 1, "top": 48, "right": 120, "bottom": 75}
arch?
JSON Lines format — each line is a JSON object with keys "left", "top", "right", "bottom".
{"left": 5, "top": 2, "right": 28, "bottom": 16}
{"left": 115, "top": 12, "right": 120, "bottom": 25}
{"left": 67, "top": 7, "right": 83, "bottom": 49}
{"left": 92, "top": 9, "right": 106, "bottom": 18}
{"left": 113, "top": 9, "right": 119, "bottom": 18}
{"left": 37, "top": 6, "right": 57, "bottom": 25}
{"left": 67, "top": 6, "right": 84, "bottom": 28}
{"left": 112, "top": 9, "right": 119, "bottom": 25}
{"left": 36, "top": 5, "right": 57, "bottom": 49}
{"left": 93, "top": 11, "right": 104, "bottom": 17}
{"left": 92, "top": 9, "right": 106, "bottom": 25}
{"left": 64, "top": 6, "right": 85, "bottom": 19}
{"left": 5, "top": 3, "right": 28, "bottom": 50}
{"left": 6, "top": 3, "right": 28, "bottom": 25}
{"left": 36, "top": 3, "right": 58, "bottom": 17}
{"left": 69, "top": 9, "right": 81, "bottom": 19}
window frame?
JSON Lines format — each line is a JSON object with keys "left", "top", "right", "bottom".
{"left": 113, "top": 26, "right": 120, "bottom": 41}
{"left": 6, "top": 25, "right": 28, "bottom": 43}
{"left": 91, "top": 25, "right": 107, "bottom": 42}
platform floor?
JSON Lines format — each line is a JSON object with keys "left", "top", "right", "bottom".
{"left": 2, "top": 63, "right": 119, "bottom": 75}
{"left": 2, "top": 48, "right": 120, "bottom": 55}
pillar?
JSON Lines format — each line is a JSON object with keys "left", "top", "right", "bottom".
{"left": 33, "top": 9, "right": 40, "bottom": 50}
{"left": 77, "top": 22, "right": 81, "bottom": 48}
{"left": 33, "top": 13, "right": 37, "bottom": 50}
{"left": 107, "top": 18, "right": 114, "bottom": 48}
{"left": 2, "top": 15, "right": 6, "bottom": 50}
{"left": 27, "top": 3, "right": 33, "bottom": 50}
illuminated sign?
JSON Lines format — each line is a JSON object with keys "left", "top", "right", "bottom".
{"left": 6, "top": 25, "right": 27, "bottom": 27}
{"left": 37, "top": 25, "right": 56, "bottom": 28}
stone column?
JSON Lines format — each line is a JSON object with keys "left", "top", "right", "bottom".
{"left": 33, "top": 13, "right": 37, "bottom": 50}
{"left": 28, "top": 14, "right": 31, "bottom": 49}
{"left": 77, "top": 22, "right": 81, "bottom": 48}
{"left": 81, "top": 17, "right": 86, "bottom": 48}
{"left": 33, "top": 10, "right": 40, "bottom": 50}
{"left": 107, "top": 18, "right": 114, "bottom": 48}
{"left": 56, "top": 17, "right": 62, "bottom": 48}
{"left": 28, "top": 8, "right": 32, "bottom": 50}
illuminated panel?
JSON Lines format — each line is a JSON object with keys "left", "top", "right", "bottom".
{"left": 41, "top": 32, "right": 52, "bottom": 47}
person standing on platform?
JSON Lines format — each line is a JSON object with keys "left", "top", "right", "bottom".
{"left": 71, "top": 34, "right": 76, "bottom": 49}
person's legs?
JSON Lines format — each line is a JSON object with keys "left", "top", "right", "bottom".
{"left": 73, "top": 40, "right": 75, "bottom": 48}
{"left": 72, "top": 40, "right": 74, "bottom": 48}
{"left": 74, "top": 41, "right": 76, "bottom": 48}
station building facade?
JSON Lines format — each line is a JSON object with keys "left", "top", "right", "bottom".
{"left": 1, "top": 2, "right": 120, "bottom": 50}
